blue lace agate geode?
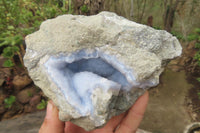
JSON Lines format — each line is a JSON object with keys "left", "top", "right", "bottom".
{"left": 24, "top": 12, "right": 182, "bottom": 130}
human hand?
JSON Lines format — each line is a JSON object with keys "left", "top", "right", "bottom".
{"left": 39, "top": 91, "right": 149, "bottom": 133}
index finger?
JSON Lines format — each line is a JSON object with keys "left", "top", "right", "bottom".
{"left": 115, "top": 91, "right": 149, "bottom": 133}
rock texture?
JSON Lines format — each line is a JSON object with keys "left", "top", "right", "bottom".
{"left": 24, "top": 11, "right": 182, "bottom": 130}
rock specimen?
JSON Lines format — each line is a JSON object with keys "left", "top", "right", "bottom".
{"left": 24, "top": 11, "right": 182, "bottom": 130}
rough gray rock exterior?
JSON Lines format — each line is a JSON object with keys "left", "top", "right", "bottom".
{"left": 24, "top": 11, "right": 182, "bottom": 130}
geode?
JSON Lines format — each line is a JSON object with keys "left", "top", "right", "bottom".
{"left": 24, "top": 11, "right": 182, "bottom": 130}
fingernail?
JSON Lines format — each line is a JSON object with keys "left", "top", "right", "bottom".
{"left": 46, "top": 101, "right": 53, "bottom": 119}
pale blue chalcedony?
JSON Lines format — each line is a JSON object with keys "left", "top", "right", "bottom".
{"left": 45, "top": 49, "right": 134, "bottom": 115}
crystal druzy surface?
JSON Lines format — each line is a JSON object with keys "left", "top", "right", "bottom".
{"left": 24, "top": 11, "right": 182, "bottom": 130}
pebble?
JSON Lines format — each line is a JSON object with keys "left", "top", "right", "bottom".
{"left": 12, "top": 75, "right": 32, "bottom": 91}
{"left": 29, "top": 95, "right": 41, "bottom": 107}
{"left": 17, "top": 88, "right": 35, "bottom": 104}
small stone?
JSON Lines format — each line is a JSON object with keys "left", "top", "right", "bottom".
{"left": 17, "top": 88, "right": 35, "bottom": 104}
{"left": 1, "top": 68, "right": 12, "bottom": 77}
{"left": 2, "top": 111, "right": 15, "bottom": 119}
{"left": 169, "top": 59, "right": 179, "bottom": 65}
{"left": 12, "top": 75, "right": 32, "bottom": 91}
{"left": 29, "top": 95, "right": 41, "bottom": 107}
{"left": 168, "top": 65, "right": 183, "bottom": 72}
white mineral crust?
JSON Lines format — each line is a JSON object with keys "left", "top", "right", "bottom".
{"left": 24, "top": 11, "right": 182, "bottom": 130}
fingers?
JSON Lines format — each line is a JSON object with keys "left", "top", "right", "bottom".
{"left": 39, "top": 101, "right": 65, "bottom": 133}
{"left": 103, "top": 112, "right": 127, "bottom": 132}
{"left": 115, "top": 91, "right": 149, "bottom": 133}
{"left": 65, "top": 122, "right": 86, "bottom": 133}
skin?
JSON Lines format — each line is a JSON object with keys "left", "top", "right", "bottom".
{"left": 39, "top": 91, "right": 149, "bottom": 133}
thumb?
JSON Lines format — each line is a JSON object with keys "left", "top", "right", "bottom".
{"left": 39, "top": 101, "right": 65, "bottom": 133}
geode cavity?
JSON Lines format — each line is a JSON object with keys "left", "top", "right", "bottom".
{"left": 24, "top": 11, "right": 182, "bottom": 130}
